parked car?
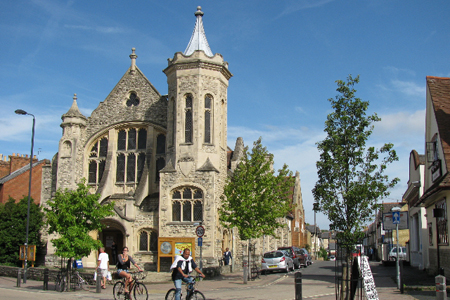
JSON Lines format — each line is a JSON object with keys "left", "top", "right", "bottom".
{"left": 300, "top": 248, "right": 312, "bottom": 266}
{"left": 277, "top": 246, "right": 306, "bottom": 268}
{"left": 328, "top": 255, "right": 336, "bottom": 261}
{"left": 261, "top": 250, "right": 294, "bottom": 274}
{"left": 389, "top": 246, "right": 407, "bottom": 261}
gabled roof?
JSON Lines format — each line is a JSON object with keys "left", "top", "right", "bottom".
{"left": 306, "top": 225, "right": 320, "bottom": 234}
{"left": 0, "top": 160, "right": 47, "bottom": 184}
{"left": 184, "top": 6, "right": 214, "bottom": 57}
{"left": 420, "top": 76, "right": 450, "bottom": 200}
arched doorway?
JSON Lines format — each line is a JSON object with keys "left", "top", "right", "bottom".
{"left": 99, "top": 219, "right": 125, "bottom": 265}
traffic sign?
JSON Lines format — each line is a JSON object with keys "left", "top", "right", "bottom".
{"left": 196, "top": 225, "right": 205, "bottom": 237}
{"left": 393, "top": 211, "right": 400, "bottom": 224}
{"left": 198, "top": 237, "right": 203, "bottom": 246}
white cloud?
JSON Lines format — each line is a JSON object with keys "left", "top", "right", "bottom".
{"left": 276, "top": 0, "right": 335, "bottom": 19}
{"left": 390, "top": 80, "right": 425, "bottom": 98}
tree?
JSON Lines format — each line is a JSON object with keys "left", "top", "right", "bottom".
{"left": 312, "top": 75, "right": 399, "bottom": 298}
{"left": 44, "top": 179, "right": 115, "bottom": 260}
{"left": 0, "top": 197, "right": 44, "bottom": 266}
{"left": 219, "top": 137, "right": 294, "bottom": 240}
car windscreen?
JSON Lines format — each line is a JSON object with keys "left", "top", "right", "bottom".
{"left": 264, "top": 252, "right": 283, "bottom": 258}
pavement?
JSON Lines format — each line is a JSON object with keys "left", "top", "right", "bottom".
{"left": 0, "top": 261, "right": 443, "bottom": 299}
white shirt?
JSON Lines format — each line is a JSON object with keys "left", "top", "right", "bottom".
{"left": 98, "top": 252, "right": 109, "bottom": 269}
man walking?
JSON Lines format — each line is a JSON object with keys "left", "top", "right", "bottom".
{"left": 170, "top": 248, "right": 205, "bottom": 300}
{"left": 223, "top": 248, "right": 232, "bottom": 265}
{"left": 97, "top": 247, "right": 110, "bottom": 289}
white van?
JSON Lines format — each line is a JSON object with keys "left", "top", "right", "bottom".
{"left": 388, "top": 246, "right": 407, "bottom": 261}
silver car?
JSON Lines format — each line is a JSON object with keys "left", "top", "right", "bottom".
{"left": 261, "top": 250, "right": 294, "bottom": 274}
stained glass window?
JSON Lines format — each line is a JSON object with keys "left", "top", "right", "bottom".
{"left": 127, "top": 154, "right": 136, "bottom": 182}
{"left": 139, "top": 231, "right": 148, "bottom": 251}
{"left": 116, "top": 154, "right": 125, "bottom": 182}
{"left": 88, "top": 161, "right": 97, "bottom": 184}
{"left": 137, "top": 153, "right": 146, "bottom": 183}
{"left": 172, "top": 201, "right": 181, "bottom": 221}
{"left": 128, "top": 129, "right": 136, "bottom": 150}
{"left": 138, "top": 129, "right": 147, "bottom": 150}
{"left": 171, "top": 187, "right": 203, "bottom": 222}
{"left": 183, "top": 201, "right": 192, "bottom": 222}
{"left": 118, "top": 130, "right": 126, "bottom": 150}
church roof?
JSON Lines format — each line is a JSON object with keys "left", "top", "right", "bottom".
{"left": 184, "top": 6, "right": 214, "bottom": 57}
{"left": 62, "top": 94, "right": 87, "bottom": 120}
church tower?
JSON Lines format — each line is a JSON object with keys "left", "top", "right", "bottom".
{"left": 160, "top": 6, "right": 232, "bottom": 261}
{"left": 57, "top": 93, "right": 87, "bottom": 190}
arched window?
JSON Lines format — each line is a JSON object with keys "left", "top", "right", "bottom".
{"left": 204, "top": 95, "right": 212, "bottom": 143}
{"left": 185, "top": 95, "right": 193, "bottom": 143}
{"left": 116, "top": 128, "right": 147, "bottom": 184}
{"left": 139, "top": 229, "right": 158, "bottom": 252}
{"left": 88, "top": 137, "right": 108, "bottom": 185}
{"left": 171, "top": 187, "right": 203, "bottom": 222}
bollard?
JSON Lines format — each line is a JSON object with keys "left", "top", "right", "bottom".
{"left": 16, "top": 269, "right": 21, "bottom": 287}
{"left": 96, "top": 268, "right": 102, "bottom": 293}
{"left": 43, "top": 268, "right": 49, "bottom": 290}
{"left": 436, "top": 275, "right": 447, "bottom": 300}
{"left": 399, "top": 260, "right": 404, "bottom": 294}
{"left": 295, "top": 272, "right": 302, "bottom": 300}
{"left": 243, "top": 260, "right": 248, "bottom": 285}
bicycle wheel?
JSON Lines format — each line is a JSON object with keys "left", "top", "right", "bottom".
{"left": 164, "top": 288, "right": 176, "bottom": 300}
{"left": 189, "top": 291, "right": 205, "bottom": 300}
{"left": 55, "top": 275, "right": 61, "bottom": 292}
{"left": 133, "top": 282, "right": 148, "bottom": 300}
{"left": 79, "top": 276, "right": 91, "bottom": 291}
{"left": 113, "top": 281, "right": 126, "bottom": 300}
{"left": 60, "top": 276, "right": 66, "bottom": 292}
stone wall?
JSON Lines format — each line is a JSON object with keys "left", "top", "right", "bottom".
{"left": 428, "top": 248, "right": 450, "bottom": 279}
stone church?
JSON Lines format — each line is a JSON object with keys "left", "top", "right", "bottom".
{"left": 42, "top": 7, "right": 306, "bottom": 271}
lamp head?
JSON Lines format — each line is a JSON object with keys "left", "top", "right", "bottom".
{"left": 391, "top": 206, "right": 401, "bottom": 212}
{"left": 15, "top": 109, "right": 28, "bottom": 115}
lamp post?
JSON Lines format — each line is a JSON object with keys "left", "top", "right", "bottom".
{"left": 15, "top": 109, "right": 35, "bottom": 283}
{"left": 313, "top": 203, "right": 319, "bottom": 260}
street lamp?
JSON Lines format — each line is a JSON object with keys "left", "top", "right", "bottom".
{"left": 15, "top": 109, "right": 35, "bottom": 283}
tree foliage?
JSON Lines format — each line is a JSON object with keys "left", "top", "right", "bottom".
{"left": 0, "top": 196, "right": 44, "bottom": 266}
{"left": 220, "top": 137, "right": 294, "bottom": 240}
{"left": 312, "top": 75, "right": 399, "bottom": 248}
{"left": 44, "top": 179, "right": 115, "bottom": 259}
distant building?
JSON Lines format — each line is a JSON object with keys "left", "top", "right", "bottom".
{"left": 0, "top": 153, "right": 49, "bottom": 204}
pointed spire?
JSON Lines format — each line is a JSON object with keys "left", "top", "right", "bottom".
{"left": 129, "top": 48, "right": 137, "bottom": 74}
{"left": 62, "top": 93, "right": 87, "bottom": 119}
{"left": 184, "top": 6, "right": 214, "bottom": 57}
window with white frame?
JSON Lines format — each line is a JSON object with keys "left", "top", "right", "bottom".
{"left": 88, "top": 137, "right": 108, "bottom": 185}
{"left": 116, "top": 128, "right": 147, "bottom": 184}
{"left": 139, "top": 229, "right": 158, "bottom": 252}
{"left": 171, "top": 187, "right": 203, "bottom": 222}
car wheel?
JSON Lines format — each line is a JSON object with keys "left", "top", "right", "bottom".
{"left": 285, "top": 265, "right": 289, "bottom": 273}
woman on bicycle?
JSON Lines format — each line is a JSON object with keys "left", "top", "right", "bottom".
{"left": 117, "top": 247, "right": 143, "bottom": 293}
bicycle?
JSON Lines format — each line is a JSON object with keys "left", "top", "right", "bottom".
{"left": 165, "top": 275, "right": 205, "bottom": 300}
{"left": 54, "top": 267, "right": 67, "bottom": 292}
{"left": 113, "top": 271, "right": 148, "bottom": 300}
{"left": 73, "top": 269, "right": 94, "bottom": 291}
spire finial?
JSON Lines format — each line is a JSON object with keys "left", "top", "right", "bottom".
{"left": 73, "top": 93, "right": 77, "bottom": 101}
{"left": 130, "top": 48, "right": 138, "bottom": 74}
{"left": 195, "top": 6, "right": 204, "bottom": 16}
{"left": 184, "top": 6, "right": 213, "bottom": 57}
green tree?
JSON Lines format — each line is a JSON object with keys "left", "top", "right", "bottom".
{"left": 219, "top": 137, "right": 294, "bottom": 240}
{"left": 44, "top": 179, "right": 115, "bottom": 259}
{"left": 318, "top": 247, "right": 328, "bottom": 260}
{"left": 313, "top": 75, "right": 398, "bottom": 247}
{"left": 312, "top": 75, "right": 398, "bottom": 298}
{"left": 0, "top": 197, "right": 44, "bottom": 266}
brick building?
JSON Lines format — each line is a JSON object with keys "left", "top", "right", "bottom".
{"left": 0, "top": 153, "right": 49, "bottom": 204}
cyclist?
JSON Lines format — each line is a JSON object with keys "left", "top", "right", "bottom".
{"left": 170, "top": 248, "right": 205, "bottom": 300}
{"left": 117, "top": 247, "right": 143, "bottom": 294}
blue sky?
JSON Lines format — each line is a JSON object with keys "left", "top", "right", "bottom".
{"left": 1, "top": 0, "right": 449, "bottom": 229}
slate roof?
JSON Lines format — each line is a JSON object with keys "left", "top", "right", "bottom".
{"left": 0, "top": 160, "right": 46, "bottom": 184}
{"left": 420, "top": 77, "right": 450, "bottom": 201}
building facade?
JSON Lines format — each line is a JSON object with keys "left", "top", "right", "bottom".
{"left": 42, "top": 7, "right": 304, "bottom": 271}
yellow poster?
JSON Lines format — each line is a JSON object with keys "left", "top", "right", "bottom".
{"left": 175, "top": 242, "right": 192, "bottom": 255}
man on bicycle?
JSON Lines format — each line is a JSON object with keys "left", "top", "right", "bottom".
{"left": 170, "top": 248, "right": 205, "bottom": 300}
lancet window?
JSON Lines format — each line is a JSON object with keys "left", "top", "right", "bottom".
{"left": 185, "top": 94, "right": 193, "bottom": 143}
{"left": 116, "top": 128, "right": 147, "bottom": 183}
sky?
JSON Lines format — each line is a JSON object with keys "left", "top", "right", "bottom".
{"left": 1, "top": 0, "right": 450, "bottom": 230}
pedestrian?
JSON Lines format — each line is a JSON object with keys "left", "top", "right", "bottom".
{"left": 223, "top": 247, "right": 232, "bottom": 265}
{"left": 117, "top": 247, "right": 143, "bottom": 295}
{"left": 97, "top": 247, "right": 110, "bottom": 289}
{"left": 170, "top": 248, "right": 205, "bottom": 300}
{"left": 111, "top": 241, "right": 117, "bottom": 264}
